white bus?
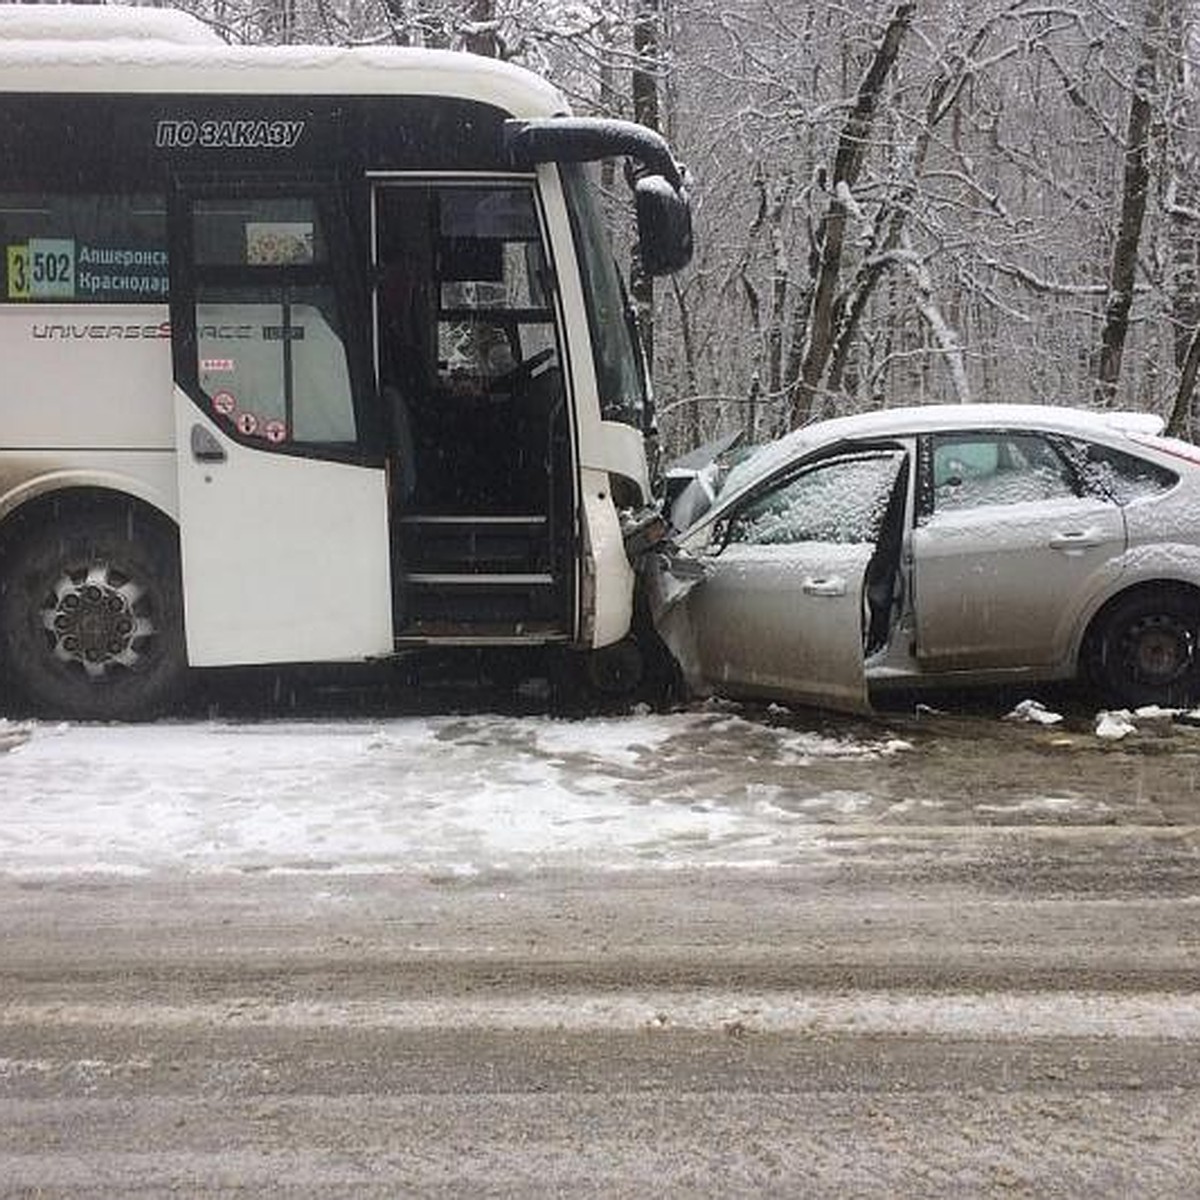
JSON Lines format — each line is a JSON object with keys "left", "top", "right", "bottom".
{"left": 0, "top": 5, "right": 693, "bottom": 718}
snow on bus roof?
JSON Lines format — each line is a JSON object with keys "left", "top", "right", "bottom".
{"left": 0, "top": 3, "right": 221, "bottom": 46}
{"left": 0, "top": 7, "right": 567, "bottom": 116}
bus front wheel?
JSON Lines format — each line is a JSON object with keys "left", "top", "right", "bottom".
{"left": 1, "top": 507, "right": 188, "bottom": 720}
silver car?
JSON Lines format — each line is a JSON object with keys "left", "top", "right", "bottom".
{"left": 649, "top": 404, "right": 1200, "bottom": 713}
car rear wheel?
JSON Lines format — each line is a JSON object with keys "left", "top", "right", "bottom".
{"left": 1089, "top": 588, "right": 1200, "bottom": 710}
{"left": 1, "top": 506, "right": 188, "bottom": 720}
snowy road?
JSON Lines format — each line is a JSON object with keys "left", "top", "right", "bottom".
{"left": 1, "top": 698, "right": 1193, "bottom": 876}
{"left": 1, "top": 700, "right": 1199, "bottom": 1194}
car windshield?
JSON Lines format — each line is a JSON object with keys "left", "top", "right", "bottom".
{"left": 560, "top": 163, "right": 650, "bottom": 431}
{"left": 710, "top": 437, "right": 806, "bottom": 510}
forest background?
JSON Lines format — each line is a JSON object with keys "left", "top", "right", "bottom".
{"left": 150, "top": 0, "right": 1200, "bottom": 459}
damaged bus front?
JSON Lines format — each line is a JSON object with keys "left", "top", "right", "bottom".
{"left": 0, "top": 4, "right": 692, "bottom": 718}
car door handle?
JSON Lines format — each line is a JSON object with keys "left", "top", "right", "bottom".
{"left": 1048, "top": 529, "right": 1103, "bottom": 553}
{"left": 190, "top": 424, "right": 227, "bottom": 464}
{"left": 802, "top": 575, "right": 847, "bottom": 597}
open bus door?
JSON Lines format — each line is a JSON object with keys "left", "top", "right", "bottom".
{"left": 168, "top": 180, "right": 393, "bottom": 666}
{"left": 371, "top": 178, "right": 577, "bottom": 643}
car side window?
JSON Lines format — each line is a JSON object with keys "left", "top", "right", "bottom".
{"left": 929, "top": 432, "right": 1076, "bottom": 514}
{"left": 1058, "top": 438, "right": 1178, "bottom": 504}
{"left": 726, "top": 452, "right": 903, "bottom": 546}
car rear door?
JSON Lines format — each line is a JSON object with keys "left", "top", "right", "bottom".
{"left": 676, "top": 448, "right": 908, "bottom": 713}
{"left": 910, "top": 429, "right": 1126, "bottom": 670}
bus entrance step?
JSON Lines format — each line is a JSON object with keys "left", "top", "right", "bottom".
{"left": 405, "top": 572, "right": 555, "bottom": 586}
{"left": 401, "top": 577, "right": 562, "bottom": 625}
{"left": 397, "top": 514, "right": 551, "bottom": 574}
{"left": 394, "top": 619, "right": 569, "bottom": 644}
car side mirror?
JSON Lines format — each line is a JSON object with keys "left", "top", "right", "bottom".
{"left": 662, "top": 548, "right": 706, "bottom": 581}
{"left": 712, "top": 517, "right": 736, "bottom": 555}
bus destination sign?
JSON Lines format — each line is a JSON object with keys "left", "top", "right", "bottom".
{"left": 155, "top": 119, "right": 306, "bottom": 150}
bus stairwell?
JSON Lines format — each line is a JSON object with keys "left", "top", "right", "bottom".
{"left": 375, "top": 181, "right": 575, "bottom": 644}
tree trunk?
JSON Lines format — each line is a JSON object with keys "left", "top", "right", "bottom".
{"left": 1163, "top": 0, "right": 1199, "bottom": 435}
{"left": 827, "top": 14, "right": 988, "bottom": 401}
{"left": 786, "top": 1, "right": 916, "bottom": 429}
{"left": 631, "top": 0, "right": 663, "bottom": 372}
{"left": 462, "top": 0, "right": 499, "bottom": 58}
{"left": 669, "top": 274, "right": 702, "bottom": 448}
{"left": 764, "top": 174, "right": 792, "bottom": 399}
{"left": 1167, "top": 322, "right": 1200, "bottom": 437}
{"left": 1095, "top": 0, "right": 1166, "bottom": 407}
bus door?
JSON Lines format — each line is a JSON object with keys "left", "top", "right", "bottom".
{"left": 371, "top": 179, "right": 577, "bottom": 640}
{"left": 168, "top": 182, "right": 393, "bottom": 666}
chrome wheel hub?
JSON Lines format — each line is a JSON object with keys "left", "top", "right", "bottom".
{"left": 42, "top": 563, "right": 154, "bottom": 679}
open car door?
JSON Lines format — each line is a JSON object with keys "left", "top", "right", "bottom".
{"left": 655, "top": 448, "right": 908, "bottom": 713}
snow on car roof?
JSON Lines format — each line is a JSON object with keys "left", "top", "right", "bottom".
{"left": 718, "top": 404, "right": 1169, "bottom": 511}
{"left": 796, "top": 402, "right": 1162, "bottom": 448}
{"left": 0, "top": 4, "right": 567, "bottom": 116}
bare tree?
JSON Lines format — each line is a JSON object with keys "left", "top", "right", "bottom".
{"left": 787, "top": 2, "right": 917, "bottom": 428}
{"left": 1096, "top": 0, "right": 1167, "bottom": 406}
{"left": 630, "top": 0, "right": 663, "bottom": 370}
{"left": 158, "top": 0, "right": 1200, "bottom": 453}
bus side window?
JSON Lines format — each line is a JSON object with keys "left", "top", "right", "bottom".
{"left": 0, "top": 192, "right": 168, "bottom": 304}
{"left": 192, "top": 197, "right": 357, "bottom": 447}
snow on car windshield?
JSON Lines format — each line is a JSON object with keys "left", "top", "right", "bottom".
{"left": 729, "top": 453, "right": 902, "bottom": 546}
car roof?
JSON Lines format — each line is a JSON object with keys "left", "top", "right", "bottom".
{"left": 711, "top": 403, "right": 1167, "bottom": 520}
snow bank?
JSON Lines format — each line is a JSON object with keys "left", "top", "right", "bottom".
{"left": 0, "top": 711, "right": 900, "bottom": 877}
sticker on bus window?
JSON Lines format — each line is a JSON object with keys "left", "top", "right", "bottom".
{"left": 202, "top": 358, "right": 235, "bottom": 373}
{"left": 236, "top": 411, "right": 259, "bottom": 436}
{"left": 246, "top": 222, "right": 313, "bottom": 266}
{"left": 6, "top": 245, "right": 29, "bottom": 300}
{"left": 6, "top": 239, "right": 76, "bottom": 300}
{"left": 212, "top": 391, "right": 237, "bottom": 416}
{"left": 264, "top": 420, "right": 287, "bottom": 444}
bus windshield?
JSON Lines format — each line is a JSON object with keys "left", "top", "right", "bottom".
{"left": 561, "top": 164, "right": 649, "bottom": 432}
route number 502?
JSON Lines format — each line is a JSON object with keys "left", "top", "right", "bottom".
{"left": 6, "top": 239, "right": 75, "bottom": 300}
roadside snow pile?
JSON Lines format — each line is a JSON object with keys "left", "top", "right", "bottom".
{"left": 1095, "top": 706, "right": 1179, "bottom": 741}
{"left": 1004, "top": 699, "right": 1063, "bottom": 726}
{"left": 0, "top": 720, "right": 33, "bottom": 754}
{"left": 1095, "top": 710, "right": 1138, "bottom": 741}
{"left": 0, "top": 711, "right": 904, "bottom": 876}
{"left": 1000, "top": 700, "right": 1195, "bottom": 740}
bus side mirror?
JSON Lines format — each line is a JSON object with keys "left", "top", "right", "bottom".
{"left": 635, "top": 175, "right": 694, "bottom": 276}
{"left": 503, "top": 117, "right": 695, "bottom": 276}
